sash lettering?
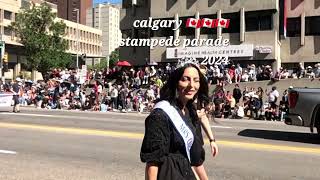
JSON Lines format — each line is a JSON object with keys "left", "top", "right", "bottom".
{"left": 154, "top": 100, "right": 194, "bottom": 162}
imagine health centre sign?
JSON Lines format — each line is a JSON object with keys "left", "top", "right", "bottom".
{"left": 166, "top": 44, "right": 254, "bottom": 59}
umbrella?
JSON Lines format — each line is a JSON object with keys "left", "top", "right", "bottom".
{"left": 116, "top": 60, "right": 132, "bottom": 67}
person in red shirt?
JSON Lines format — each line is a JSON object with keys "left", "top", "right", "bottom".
{"left": 228, "top": 65, "right": 236, "bottom": 82}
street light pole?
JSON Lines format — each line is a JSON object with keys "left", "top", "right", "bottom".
{"left": 0, "top": 32, "right": 3, "bottom": 82}
{"left": 74, "top": 8, "right": 80, "bottom": 69}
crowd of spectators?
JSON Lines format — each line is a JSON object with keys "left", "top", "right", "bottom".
{"left": 1, "top": 61, "right": 319, "bottom": 116}
{"left": 206, "top": 62, "right": 320, "bottom": 85}
{"left": 1, "top": 66, "right": 168, "bottom": 113}
{"left": 211, "top": 84, "right": 289, "bottom": 121}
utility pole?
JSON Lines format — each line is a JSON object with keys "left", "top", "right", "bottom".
{"left": 0, "top": 33, "right": 4, "bottom": 82}
{"left": 74, "top": 8, "right": 80, "bottom": 69}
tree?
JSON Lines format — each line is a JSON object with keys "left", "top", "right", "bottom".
{"left": 87, "top": 49, "right": 120, "bottom": 70}
{"left": 109, "top": 48, "right": 119, "bottom": 68}
{"left": 87, "top": 58, "right": 109, "bottom": 71}
{"left": 10, "top": 2, "right": 71, "bottom": 74}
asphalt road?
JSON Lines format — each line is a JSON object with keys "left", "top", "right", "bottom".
{"left": 0, "top": 107, "right": 319, "bottom": 180}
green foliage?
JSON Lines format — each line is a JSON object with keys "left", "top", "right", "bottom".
{"left": 10, "top": 3, "right": 71, "bottom": 73}
{"left": 87, "top": 58, "right": 109, "bottom": 71}
{"left": 109, "top": 49, "right": 119, "bottom": 68}
{"left": 87, "top": 49, "right": 120, "bottom": 70}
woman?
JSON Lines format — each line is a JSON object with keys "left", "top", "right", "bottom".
{"left": 140, "top": 63, "right": 218, "bottom": 180}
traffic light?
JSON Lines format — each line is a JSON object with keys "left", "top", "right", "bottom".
{"left": 3, "top": 52, "right": 8, "bottom": 72}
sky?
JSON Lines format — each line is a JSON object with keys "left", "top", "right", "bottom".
{"left": 93, "top": 0, "right": 122, "bottom": 5}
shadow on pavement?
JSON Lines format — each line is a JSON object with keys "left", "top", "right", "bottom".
{"left": 238, "top": 129, "right": 320, "bottom": 144}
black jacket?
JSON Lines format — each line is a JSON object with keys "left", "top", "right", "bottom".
{"left": 233, "top": 88, "right": 242, "bottom": 100}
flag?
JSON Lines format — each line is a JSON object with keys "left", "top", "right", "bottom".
{"left": 186, "top": 18, "right": 201, "bottom": 28}
{"left": 217, "top": 18, "right": 230, "bottom": 28}
{"left": 201, "top": 18, "right": 215, "bottom": 28}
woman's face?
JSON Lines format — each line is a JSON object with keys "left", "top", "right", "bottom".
{"left": 177, "top": 67, "right": 200, "bottom": 103}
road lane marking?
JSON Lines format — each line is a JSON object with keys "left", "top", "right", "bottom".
{"left": 0, "top": 113, "right": 144, "bottom": 124}
{"left": 211, "top": 125, "right": 232, "bottom": 129}
{"left": 0, "top": 122, "right": 319, "bottom": 155}
{"left": 206, "top": 140, "right": 320, "bottom": 154}
{"left": 0, "top": 122, "right": 143, "bottom": 139}
{"left": 0, "top": 149, "right": 17, "bottom": 155}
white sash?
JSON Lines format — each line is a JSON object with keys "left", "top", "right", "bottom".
{"left": 154, "top": 100, "right": 194, "bottom": 162}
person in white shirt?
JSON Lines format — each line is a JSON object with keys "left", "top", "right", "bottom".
{"left": 235, "top": 64, "right": 242, "bottom": 83}
{"left": 241, "top": 70, "right": 249, "bottom": 82}
{"left": 213, "top": 65, "right": 220, "bottom": 78}
{"left": 61, "top": 70, "right": 70, "bottom": 81}
{"left": 233, "top": 103, "right": 244, "bottom": 119}
{"left": 110, "top": 85, "right": 119, "bottom": 110}
{"left": 267, "top": 86, "right": 279, "bottom": 109}
{"left": 248, "top": 64, "right": 257, "bottom": 81}
{"left": 150, "top": 66, "right": 157, "bottom": 77}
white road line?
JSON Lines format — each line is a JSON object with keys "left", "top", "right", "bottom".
{"left": 0, "top": 149, "right": 17, "bottom": 155}
{"left": 0, "top": 112, "right": 144, "bottom": 124}
{"left": 0, "top": 112, "right": 54, "bottom": 117}
{"left": 211, "top": 125, "right": 233, "bottom": 129}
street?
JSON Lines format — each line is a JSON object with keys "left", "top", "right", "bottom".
{"left": 0, "top": 108, "right": 319, "bottom": 180}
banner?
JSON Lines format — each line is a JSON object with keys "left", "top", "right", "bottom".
{"left": 0, "top": 94, "right": 13, "bottom": 107}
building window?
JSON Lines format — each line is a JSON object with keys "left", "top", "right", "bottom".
{"left": 4, "top": 10, "right": 12, "bottom": 20}
{"left": 152, "top": 26, "right": 174, "bottom": 37}
{"left": 245, "top": 10, "right": 273, "bottom": 31}
{"left": 287, "top": 17, "right": 301, "bottom": 37}
{"left": 222, "top": 13, "right": 240, "bottom": 33}
{"left": 180, "top": 16, "right": 195, "bottom": 36}
{"left": 260, "top": 15, "right": 272, "bottom": 30}
{"left": 4, "top": 27, "right": 11, "bottom": 36}
{"left": 305, "top": 16, "right": 320, "bottom": 36}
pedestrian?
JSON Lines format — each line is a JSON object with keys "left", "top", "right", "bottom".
{"left": 267, "top": 86, "right": 279, "bottom": 109}
{"left": 232, "top": 84, "right": 242, "bottom": 104}
{"left": 11, "top": 77, "right": 22, "bottom": 113}
{"left": 140, "top": 62, "right": 218, "bottom": 180}
{"left": 110, "top": 84, "right": 118, "bottom": 110}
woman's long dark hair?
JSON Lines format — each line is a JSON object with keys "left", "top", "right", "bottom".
{"left": 158, "top": 63, "right": 210, "bottom": 121}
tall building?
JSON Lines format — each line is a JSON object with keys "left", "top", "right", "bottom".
{"left": 281, "top": 0, "right": 320, "bottom": 68}
{"left": 46, "top": 0, "right": 92, "bottom": 25}
{"left": 120, "top": 0, "right": 320, "bottom": 69}
{"left": 87, "top": 2, "right": 121, "bottom": 57}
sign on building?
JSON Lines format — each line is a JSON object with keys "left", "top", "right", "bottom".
{"left": 255, "top": 46, "right": 273, "bottom": 54}
{"left": 166, "top": 44, "right": 254, "bottom": 59}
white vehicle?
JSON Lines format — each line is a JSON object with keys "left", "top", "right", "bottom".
{"left": 0, "top": 93, "right": 14, "bottom": 107}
